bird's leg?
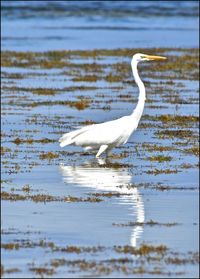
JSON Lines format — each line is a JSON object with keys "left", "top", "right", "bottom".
{"left": 105, "top": 148, "right": 112, "bottom": 158}
{"left": 97, "top": 158, "right": 106, "bottom": 165}
{"left": 96, "top": 145, "right": 108, "bottom": 158}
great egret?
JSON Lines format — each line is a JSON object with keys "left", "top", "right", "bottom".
{"left": 59, "top": 53, "right": 167, "bottom": 157}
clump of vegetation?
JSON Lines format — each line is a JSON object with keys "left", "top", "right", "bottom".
{"left": 31, "top": 194, "right": 57, "bottom": 203}
{"left": 12, "top": 137, "right": 33, "bottom": 144}
{"left": 67, "top": 259, "right": 112, "bottom": 275}
{"left": 0, "top": 266, "right": 20, "bottom": 276}
{"left": 60, "top": 246, "right": 82, "bottom": 253}
{"left": 69, "top": 99, "right": 90, "bottom": 110}
{"left": 12, "top": 138, "right": 24, "bottom": 145}
{"left": 157, "top": 115, "right": 199, "bottom": 126}
{"left": 180, "top": 163, "right": 194, "bottom": 169}
{"left": 105, "top": 73, "right": 122, "bottom": 83}
{"left": 1, "top": 191, "right": 103, "bottom": 203}
{"left": 1, "top": 146, "right": 11, "bottom": 155}
{"left": 22, "top": 184, "right": 31, "bottom": 193}
{"left": 1, "top": 243, "right": 20, "bottom": 250}
{"left": 184, "top": 145, "right": 199, "bottom": 156}
{"left": 29, "top": 267, "right": 55, "bottom": 276}
{"left": 147, "top": 155, "right": 172, "bottom": 162}
{"left": 39, "top": 152, "right": 59, "bottom": 160}
{"left": 152, "top": 185, "right": 197, "bottom": 191}
{"left": 90, "top": 192, "right": 127, "bottom": 198}
{"left": 113, "top": 220, "right": 179, "bottom": 227}
{"left": 109, "top": 151, "right": 129, "bottom": 159}
{"left": 2, "top": 72, "right": 24, "bottom": 79}
{"left": 142, "top": 143, "right": 175, "bottom": 152}
{"left": 146, "top": 168, "right": 178, "bottom": 175}
{"left": 12, "top": 137, "right": 56, "bottom": 145}
{"left": 57, "top": 245, "right": 104, "bottom": 254}
{"left": 25, "top": 99, "right": 91, "bottom": 110}
{"left": 99, "top": 162, "right": 132, "bottom": 169}
{"left": 115, "top": 244, "right": 167, "bottom": 255}
{"left": 50, "top": 259, "right": 67, "bottom": 268}
{"left": 3, "top": 85, "right": 97, "bottom": 94}
{"left": 30, "top": 88, "right": 58, "bottom": 95}
{"left": 156, "top": 129, "right": 194, "bottom": 139}
{"left": 64, "top": 196, "right": 102, "bottom": 203}
{"left": 79, "top": 119, "right": 96, "bottom": 125}
{"left": 73, "top": 75, "right": 98, "bottom": 82}
{"left": 1, "top": 191, "right": 27, "bottom": 201}
{"left": 146, "top": 52, "right": 199, "bottom": 80}
{"left": 165, "top": 253, "right": 199, "bottom": 265}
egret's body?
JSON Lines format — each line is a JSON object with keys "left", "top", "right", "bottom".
{"left": 59, "top": 53, "right": 166, "bottom": 157}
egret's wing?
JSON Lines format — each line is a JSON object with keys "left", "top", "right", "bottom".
{"left": 59, "top": 125, "right": 95, "bottom": 147}
{"left": 73, "top": 116, "right": 129, "bottom": 146}
{"left": 59, "top": 116, "right": 131, "bottom": 148}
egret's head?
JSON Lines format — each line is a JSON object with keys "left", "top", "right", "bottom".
{"left": 133, "top": 53, "right": 167, "bottom": 62}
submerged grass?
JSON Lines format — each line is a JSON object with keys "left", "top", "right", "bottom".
{"left": 147, "top": 155, "right": 172, "bottom": 162}
{"left": 157, "top": 115, "right": 199, "bottom": 126}
{"left": 39, "top": 152, "right": 59, "bottom": 160}
{"left": 156, "top": 129, "right": 195, "bottom": 139}
{"left": 90, "top": 192, "right": 131, "bottom": 198}
{"left": 1, "top": 266, "right": 21, "bottom": 277}
{"left": 114, "top": 244, "right": 168, "bottom": 255}
{"left": 72, "top": 75, "right": 99, "bottom": 82}
{"left": 142, "top": 143, "right": 175, "bottom": 152}
{"left": 1, "top": 147, "right": 11, "bottom": 155}
{"left": 184, "top": 145, "right": 199, "bottom": 156}
{"left": 2, "top": 85, "right": 98, "bottom": 95}
{"left": 1, "top": 239, "right": 198, "bottom": 277}
{"left": 29, "top": 267, "right": 55, "bottom": 277}
{"left": 2, "top": 48, "right": 199, "bottom": 82}
{"left": 145, "top": 168, "right": 179, "bottom": 175}
{"left": 1, "top": 191, "right": 102, "bottom": 203}
{"left": 113, "top": 220, "right": 179, "bottom": 227}
{"left": 23, "top": 99, "right": 91, "bottom": 110}
{"left": 12, "top": 137, "right": 56, "bottom": 145}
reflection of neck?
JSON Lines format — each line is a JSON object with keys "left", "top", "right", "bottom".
{"left": 131, "top": 60, "right": 146, "bottom": 121}
{"left": 130, "top": 188, "right": 145, "bottom": 247}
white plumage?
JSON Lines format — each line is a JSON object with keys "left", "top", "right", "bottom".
{"left": 59, "top": 53, "right": 166, "bottom": 157}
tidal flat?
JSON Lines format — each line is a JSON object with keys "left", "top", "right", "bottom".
{"left": 1, "top": 47, "right": 199, "bottom": 278}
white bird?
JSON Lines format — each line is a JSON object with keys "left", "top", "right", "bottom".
{"left": 59, "top": 53, "right": 167, "bottom": 158}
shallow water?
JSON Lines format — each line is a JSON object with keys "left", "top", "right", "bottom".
{"left": 1, "top": 2, "right": 199, "bottom": 278}
{"left": 1, "top": 47, "right": 199, "bottom": 277}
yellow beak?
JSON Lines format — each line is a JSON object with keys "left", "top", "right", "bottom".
{"left": 144, "top": 54, "right": 167, "bottom": 60}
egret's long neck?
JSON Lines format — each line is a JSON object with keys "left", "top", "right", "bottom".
{"left": 131, "top": 59, "right": 146, "bottom": 120}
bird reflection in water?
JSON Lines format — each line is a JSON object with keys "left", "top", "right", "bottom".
{"left": 59, "top": 158, "right": 144, "bottom": 247}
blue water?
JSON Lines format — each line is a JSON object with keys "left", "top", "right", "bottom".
{"left": 1, "top": 0, "right": 199, "bottom": 51}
